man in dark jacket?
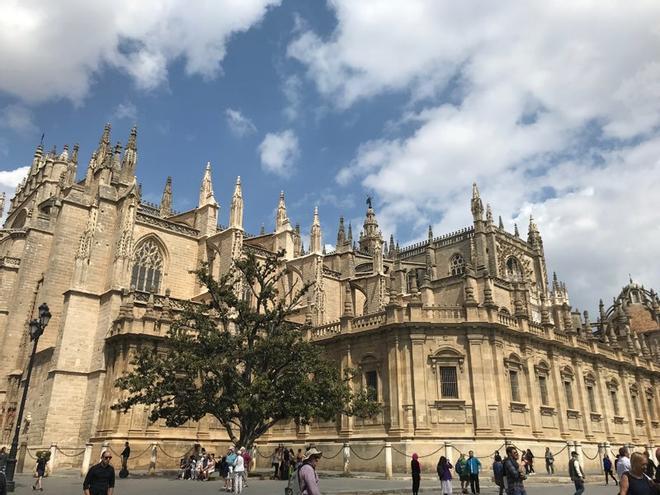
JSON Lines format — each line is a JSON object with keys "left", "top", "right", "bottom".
{"left": 503, "top": 447, "right": 527, "bottom": 495}
{"left": 0, "top": 468, "right": 7, "bottom": 495}
{"left": 83, "top": 451, "right": 115, "bottom": 495}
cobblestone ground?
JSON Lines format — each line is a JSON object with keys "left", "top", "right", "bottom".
{"left": 11, "top": 471, "right": 620, "bottom": 495}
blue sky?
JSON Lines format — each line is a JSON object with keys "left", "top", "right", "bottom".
{"left": 1, "top": 0, "right": 659, "bottom": 313}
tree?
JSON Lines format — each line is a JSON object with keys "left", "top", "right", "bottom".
{"left": 114, "top": 251, "right": 379, "bottom": 448}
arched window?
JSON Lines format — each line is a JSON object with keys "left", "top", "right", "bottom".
{"left": 131, "top": 239, "right": 164, "bottom": 293}
{"left": 506, "top": 256, "right": 523, "bottom": 281}
{"left": 11, "top": 209, "right": 27, "bottom": 228}
{"left": 450, "top": 254, "right": 465, "bottom": 276}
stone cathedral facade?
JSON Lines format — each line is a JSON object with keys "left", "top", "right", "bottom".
{"left": 0, "top": 124, "right": 658, "bottom": 471}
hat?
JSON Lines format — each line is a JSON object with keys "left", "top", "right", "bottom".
{"left": 303, "top": 447, "right": 323, "bottom": 461}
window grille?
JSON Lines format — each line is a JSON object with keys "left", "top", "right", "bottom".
{"left": 586, "top": 385, "right": 597, "bottom": 412}
{"left": 506, "top": 257, "right": 523, "bottom": 281}
{"left": 131, "top": 239, "right": 164, "bottom": 293}
{"left": 564, "top": 381, "right": 574, "bottom": 409}
{"left": 365, "top": 370, "right": 378, "bottom": 401}
{"left": 611, "top": 390, "right": 620, "bottom": 415}
{"left": 440, "top": 366, "right": 459, "bottom": 398}
{"left": 539, "top": 375, "right": 549, "bottom": 405}
{"left": 450, "top": 254, "right": 465, "bottom": 276}
{"left": 510, "top": 370, "right": 521, "bottom": 402}
{"left": 648, "top": 397, "right": 655, "bottom": 420}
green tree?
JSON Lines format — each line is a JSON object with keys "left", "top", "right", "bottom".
{"left": 114, "top": 251, "right": 379, "bottom": 448}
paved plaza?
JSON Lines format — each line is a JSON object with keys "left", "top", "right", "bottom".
{"left": 11, "top": 471, "right": 619, "bottom": 495}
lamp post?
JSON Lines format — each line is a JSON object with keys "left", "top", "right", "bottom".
{"left": 5, "top": 302, "right": 51, "bottom": 492}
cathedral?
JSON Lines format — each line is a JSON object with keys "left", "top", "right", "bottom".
{"left": 0, "top": 124, "right": 657, "bottom": 472}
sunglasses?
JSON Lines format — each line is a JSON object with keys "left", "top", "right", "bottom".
{"left": 103, "top": 456, "right": 112, "bottom": 460}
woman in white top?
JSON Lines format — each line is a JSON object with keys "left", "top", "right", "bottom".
{"left": 233, "top": 449, "right": 245, "bottom": 494}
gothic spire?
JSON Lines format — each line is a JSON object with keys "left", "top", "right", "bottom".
{"left": 498, "top": 215, "right": 504, "bottom": 229}
{"left": 0, "top": 192, "right": 5, "bottom": 219}
{"left": 359, "top": 196, "right": 382, "bottom": 253}
{"left": 347, "top": 222, "right": 353, "bottom": 244}
{"left": 428, "top": 224, "right": 433, "bottom": 240}
{"left": 471, "top": 182, "right": 484, "bottom": 221}
{"left": 310, "top": 206, "right": 322, "bottom": 254}
{"left": 336, "top": 216, "right": 346, "bottom": 247}
{"left": 229, "top": 176, "right": 243, "bottom": 229}
{"left": 486, "top": 203, "right": 493, "bottom": 225}
{"left": 275, "top": 190, "right": 291, "bottom": 232}
{"left": 160, "top": 176, "right": 172, "bottom": 216}
{"left": 95, "top": 123, "right": 112, "bottom": 165}
{"left": 121, "top": 125, "right": 138, "bottom": 178}
{"left": 528, "top": 214, "right": 542, "bottom": 248}
{"left": 514, "top": 223, "right": 520, "bottom": 237}
{"left": 198, "top": 161, "right": 217, "bottom": 208}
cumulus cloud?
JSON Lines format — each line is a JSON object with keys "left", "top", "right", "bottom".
{"left": 225, "top": 108, "right": 257, "bottom": 137}
{"left": 0, "top": 0, "right": 281, "bottom": 103}
{"left": 0, "top": 166, "right": 30, "bottom": 222}
{"left": 113, "top": 101, "right": 138, "bottom": 121}
{"left": 290, "top": 0, "right": 660, "bottom": 310}
{"left": 0, "top": 104, "right": 38, "bottom": 135}
{"left": 258, "top": 130, "right": 299, "bottom": 176}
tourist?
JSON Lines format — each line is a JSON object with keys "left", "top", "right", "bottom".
{"left": 189, "top": 455, "right": 198, "bottom": 480}
{"left": 619, "top": 452, "right": 655, "bottom": 495}
{"left": 569, "top": 451, "right": 585, "bottom": 495}
{"left": 0, "top": 447, "right": 7, "bottom": 473}
{"left": 493, "top": 453, "right": 505, "bottom": 495}
{"left": 298, "top": 447, "right": 323, "bottom": 495}
{"left": 655, "top": 448, "right": 660, "bottom": 484}
{"left": 617, "top": 448, "right": 632, "bottom": 479}
{"left": 83, "top": 451, "right": 115, "bottom": 495}
{"left": 241, "top": 447, "right": 251, "bottom": 487}
{"left": 503, "top": 447, "right": 527, "bottom": 495}
{"left": 456, "top": 453, "right": 468, "bottom": 494}
{"left": 411, "top": 452, "right": 421, "bottom": 495}
{"left": 467, "top": 450, "right": 482, "bottom": 494}
{"left": 437, "top": 455, "right": 454, "bottom": 495}
{"left": 281, "top": 445, "right": 291, "bottom": 481}
{"left": 226, "top": 447, "right": 238, "bottom": 491}
{"left": 120, "top": 441, "right": 130, "bottom": 473}
{"left": 203, "top": 453, "right": 216, "bottom": 480}
{"left": 233, "top": 447, "right": 245, "bottom": 494}
{"left": 604, "top": 455, "right": 618, "bottom": 485}
{"left": 545, "top": 447, "right": 554, "bottom": 474}
{"left": 0, "top": 466, "right": 6, "bottom": 495}
{"left": 296, "top": 448, "right": 304, "bottom": 468}
{"left": 642, "top": 452, "right": 656, "bottom": 481}
{"left": 524, "top": 449, "right": 534, "bottom": 475}
{"left": 32, "top": 452, "right": 48, "bottom": 491}
{"left": 219, "top": 455, "right": 231, "bottom": 491}
{"left": 272, "top": 446, "right": 281, "bottom": 479}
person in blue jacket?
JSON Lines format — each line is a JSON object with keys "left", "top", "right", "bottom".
{"left": 466, "top": 450, "right": 482, "bottom": 494}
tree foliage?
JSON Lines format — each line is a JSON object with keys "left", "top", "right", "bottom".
{"left": 114, "top": 251, "right": 380, "bottom": 448}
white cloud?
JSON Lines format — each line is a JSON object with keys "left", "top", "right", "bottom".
{"left": 282, "top": 75, "right": 302, "bottom": 121}
{"left": 0, "top": 0, "right": 281, "bottom": 103}
{"left": 225, "top": 108, "right": 257, "bottom": 137}
{"left": 114, "top": 101, "right": 138, "bottom": 121}
{"left": 0, "top": 104, "right": 38, "bottom": 135}
{"left": 258, "top": 130, "right": 299, "bottom": 176}
{"left": 290, "top": 1, "right": 660, "bottom": 311}
{"left": 0, "top": 166, "right": 30, "bottom": 223}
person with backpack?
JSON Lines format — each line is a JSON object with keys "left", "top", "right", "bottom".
{"left": 493, "top": 453, "right": 505, "bottom": 495}
{"left": 33, "top": 453, "right": 48, "bottom": 491}
{"left": 287, "top": 447, "right": 322, "bottom": 495}
{"left": 569, "top": 451, "right": 585, "bottom": 495}
{"left": 545, "top": 447, "right": 554, "bottom": 474}
{"left": 619, "top": 452, "right": 656, "bottom": 495}
{"left": 437, "top": 455, "right": 454, "bottom": 495}
{"left": 456, "top": 453, "right": 468, "bottom": 494}
{"left": 604, "top": 455, "right": 618, "bottom": 485}
{"left": 411, "top": 453, "right": 421, "bottom": 495}
{"left": 233, "top": 448, "right": 245, "bottom": 494}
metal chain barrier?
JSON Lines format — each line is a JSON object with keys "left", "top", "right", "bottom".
{"left": 106, "top": 446, "right": 122, "bottom": 457}
{"left": 255, "top": 447, "right": 272, "bottom": 459}
{"left": 55, "top": 446, "right": 86, "bottom": 457}
{"left": 157, "top": 444, "right": 193, "bottom": 460}
{"left": 321, "top": 446, "right": 344, "bottom": 460}
{"left": 349, "top": 445, "right": 385, "bottom": 461}
{"left": 582, "top": 448, "right": 601, "bottom": 461}
{"left": 551, "top": 445, "right": 568, "bottom": 457}
{"left": 128, "top": 445, "right": 154, "bottom": 460}
{"left": 26, "top": 448, "right": 39, "bottom": 460}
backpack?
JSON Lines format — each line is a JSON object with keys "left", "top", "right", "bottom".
{"left": 285, "top": 464, "right": 305, "bottom": 495}
{"left": 493, "top": 461, "right": 504, "bottom": 479}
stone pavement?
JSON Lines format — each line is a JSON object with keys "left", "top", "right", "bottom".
{"left": 11, "top": 470, "right": 618, "bottom": 495}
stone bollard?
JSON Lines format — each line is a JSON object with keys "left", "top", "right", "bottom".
{"left": 597, "top": 443, "right": 603, "bottom": 472}
{"left": 17, "top": 441, "right": 27, "bottom": 473}
{"left": 250, "top": 445, "right": 257, "bottom": 472}
{"left": 384, "top": 442, "right": 393, "bottom": 480}
{"left": 101, "top": 441, "right": 109, "bottom": 460}
{"left": 49, "top": 443, "right": 57, "bottom": 474}
{"left": 445, "top": 442, "right": 454, "bottom": 462}
{"left": 575, "top": 441, "right": 583, "bottom": 468}
{"left": 149, "top": 443, "right": 158, "bottom": 476}
{"left": 81, "top": 443, "right": 93, "bottom": 477}
{"left": 343, "top": 442, "right": 350, "bottom": 476}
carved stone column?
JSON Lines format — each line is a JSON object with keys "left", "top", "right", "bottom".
{"left": 490, "top": 336, "right": 513, "bottom": 435}
{"left": 548, "top": 349, "right": 569, "bottom": 438}
{"left": 467, "top": 332, "right": 492, "bottom": 435}
{"left": 572, "top": 357, "right": 594, "bottom": 440}
{"left": 410, "top": 331, "right": 430, "bottom": 433}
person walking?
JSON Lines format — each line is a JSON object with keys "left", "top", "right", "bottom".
{"left": 83, "top": 451, "right": 115, "bottom": 495}
{"left": 297, "top": 447, "right": 323, "bottom": 495}
{"left": 604, "top": 455, "right": 618, "bottom": 485}
{"left": 271, "top": 446, "right": 280, "bottom": 479}
{"left": 503, "top": 447, "right": 527, "bottom": 495}
{"left": 617, "top": 448, "right": 632, "bottom": 479}
{"left": 569, "top": 451, "right": 585, "bottom": 495}
{"left": 467, "top": 450, "right": 482, "bottom": 495}
{"left": 437, "top": 456, "right": 454, "bottom": 495}
{"left": 411, "top": 453, "right": 421, "bottom": 495}
{"left": 545, "top": 447, "right": 555, "bottom": 474}
{"left": 619, "top": 452, "right": 655, "bottom": 495}
{"left": 524, "top": 450, "right": 535, "bottom": 475}
{"left": 241, "top": 447, "right": 251, "bottom": 487}
{"left": 32, "top": 453, "right": 47, "bottom": 491}
{"left": 0, "top": 466, "right": 6, "bottom": 495}
{"left": 119, "top": 441, "right": 130, "bottom": 477}
{"left": 642, "top": 452, "right": 655, "bottom": 481}
{"left": 493, "top": 453, "right": 505, "bottom": 495}
{"left": 655, "top": 448, "right": 660, "bottom": 484}
{"left": 233, "top": 448, "right": 245, "bottom": 494}
{"left": 456, "top": 453, "right": 468, "bottom": 494}
{"left": 0, "top": 447, "right": 7, "bottom": 473}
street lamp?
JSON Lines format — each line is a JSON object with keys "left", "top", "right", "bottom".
{"left": 5, "top": 302, "right": 51, "bottom": 492}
